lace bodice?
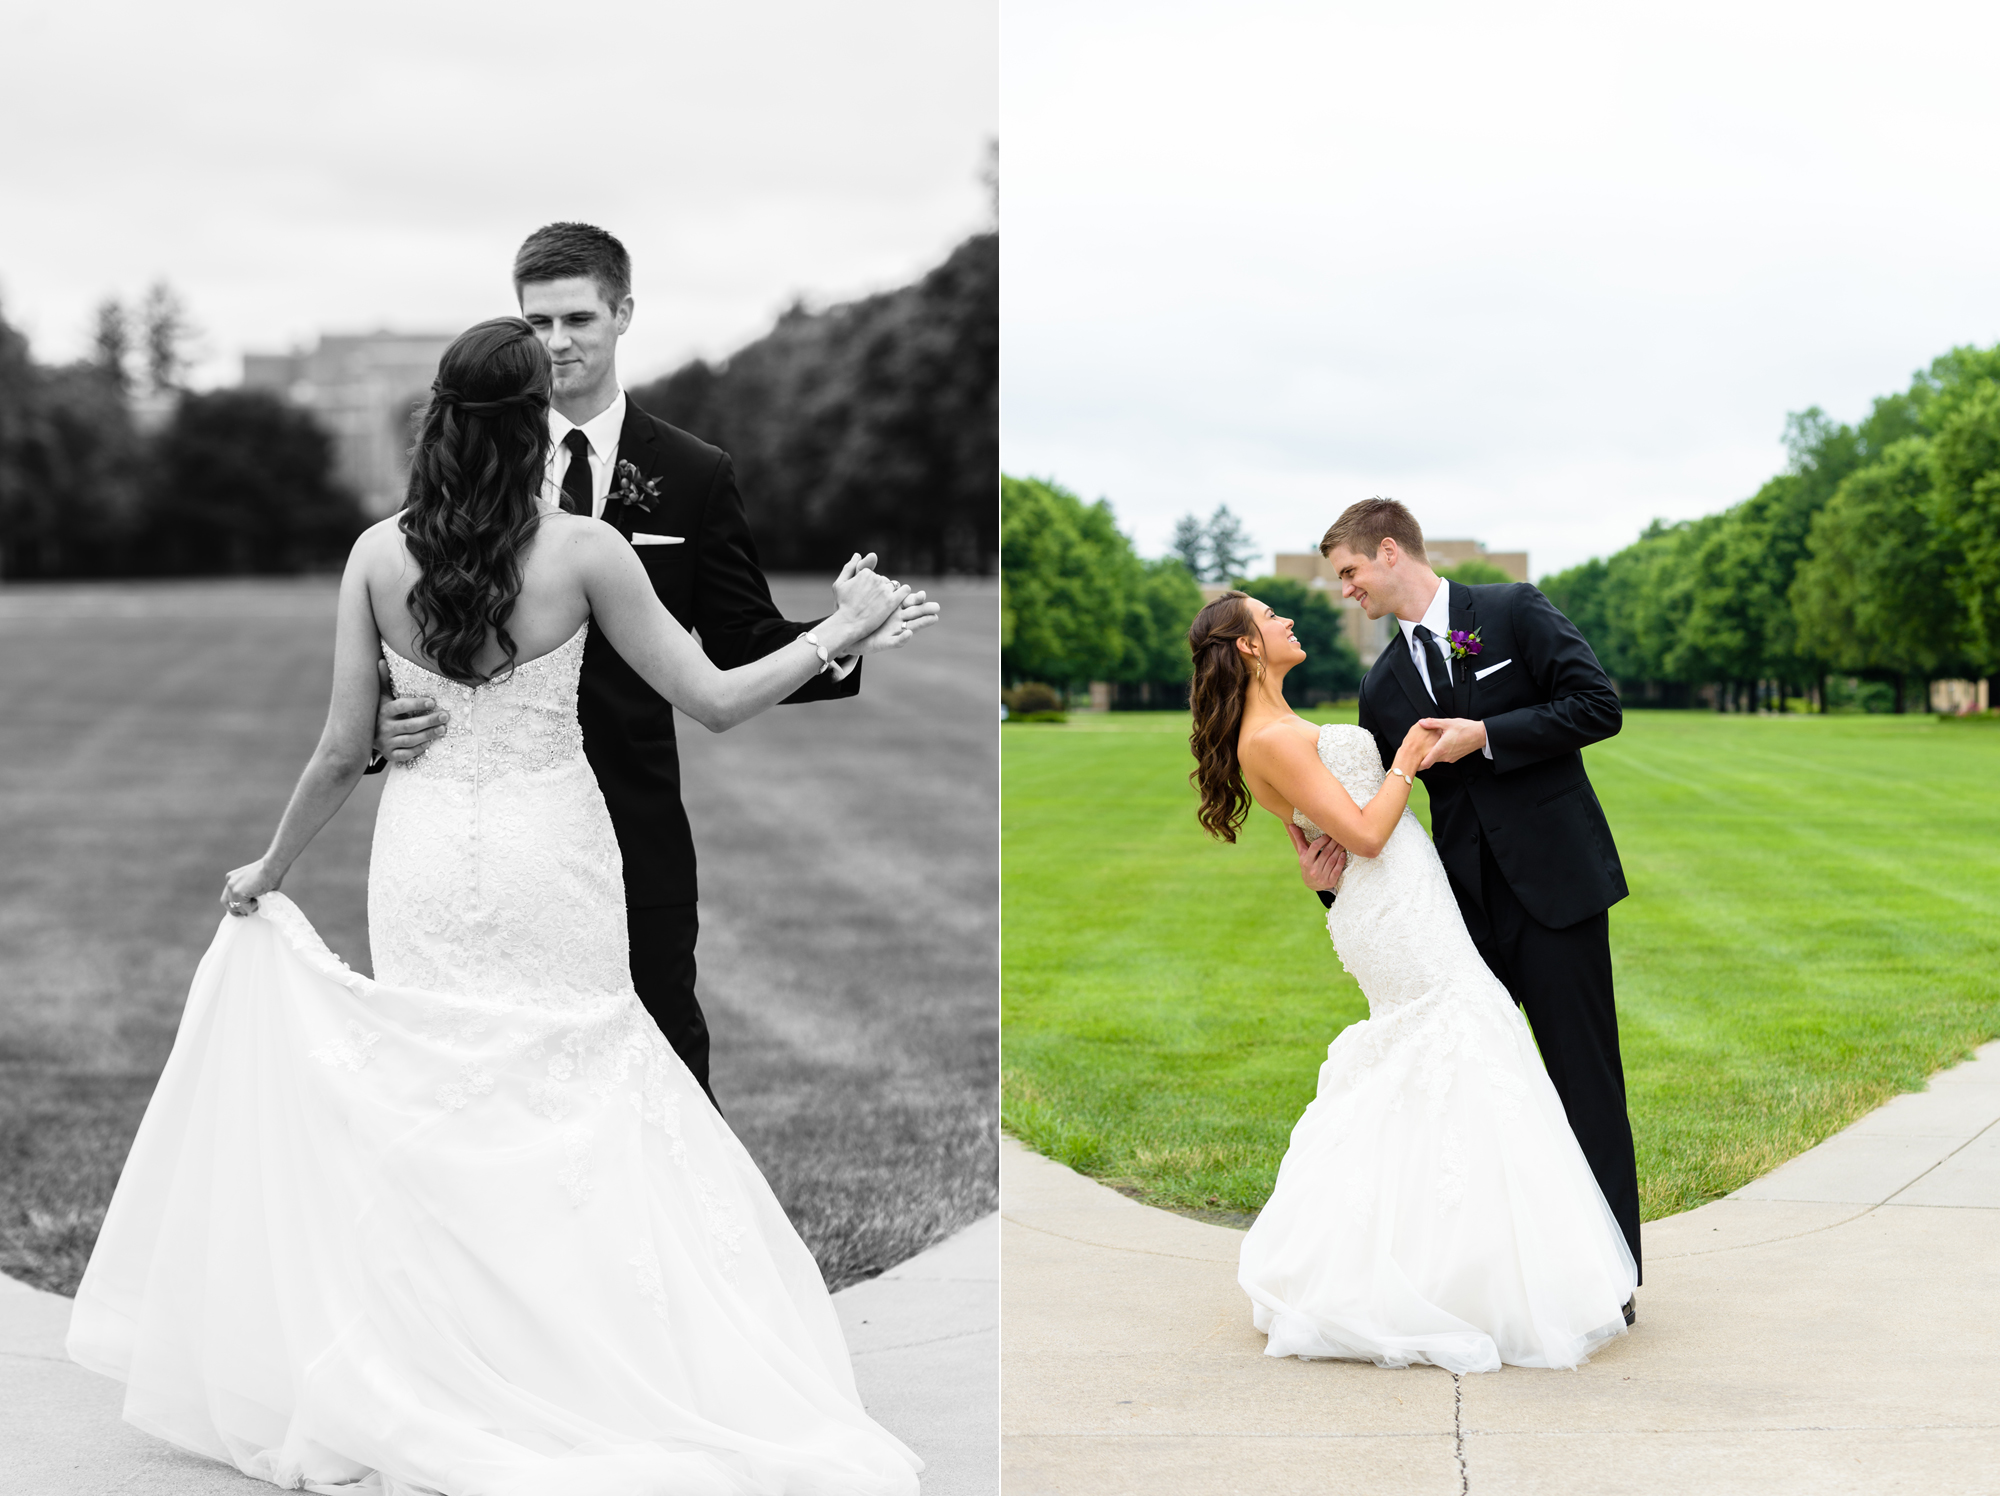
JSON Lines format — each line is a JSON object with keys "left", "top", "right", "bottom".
{"left": 368, "top": 621, "right": 628, "bottom": 1006}
{"left": 381, "top": 625, "right": 589, "bottom": 783}
{"left": 1288, "top": 722, "right": 1516, "bottom": 1027}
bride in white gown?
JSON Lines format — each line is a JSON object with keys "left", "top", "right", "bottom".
{"left": 67, "top": 318, "right": 924, "bottom": 1495}
{"left": 1185, "top": 591, "right": 1635, "bottom": 1375}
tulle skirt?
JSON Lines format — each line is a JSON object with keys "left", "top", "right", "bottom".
{"left": 67, "top": 895, "right": 922, "bottom": 1496}
{"left": 1238, "top": 981, "right": 1636, "bottom": 1375}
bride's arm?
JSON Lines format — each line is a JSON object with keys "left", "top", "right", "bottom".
{"left": 1245, "top": 721, "right": 1437, "bottom": 859}
{"left": 572, "top": 522, "right": 902, "bottom": 732}
{"left": 221, "top": 532, "right": 387, "bottom": 912}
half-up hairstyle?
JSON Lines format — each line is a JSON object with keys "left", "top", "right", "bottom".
{"left": 1187, "top": 590, "right": 1259, "bottom": 842}
{"left": 400, "top": 318, "right": 552, "bottom": 684}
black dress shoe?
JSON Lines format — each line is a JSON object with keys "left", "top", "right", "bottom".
{"left": 1622, "top": 1296, "right": 1636, "bottom": 1327}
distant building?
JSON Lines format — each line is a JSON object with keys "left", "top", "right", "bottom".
{"left": 243, "top": 332, "right": 456, "bottom": 516}
{"left": 1265, "top": 539, "right": 1531, "bottom": 667}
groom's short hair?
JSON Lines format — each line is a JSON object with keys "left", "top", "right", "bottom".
{"left": 514, "top": 222, "right": 632, "bottom": 308}
{"left": 1321, "top": 498, "right": 1427, "bottom": 562}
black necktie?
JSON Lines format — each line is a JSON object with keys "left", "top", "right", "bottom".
{"left": 1412, "top": 623, "right": 1449, "bottom": 700}
{"left": 559, "top": 428, "right": 593, "bottom": 516}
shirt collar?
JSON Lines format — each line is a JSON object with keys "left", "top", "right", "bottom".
{"left": 548, "top": 388, "right": 626, "bottom": 459}
{"left": 1397, "top": 576, "right": 1451, "bottom": 648}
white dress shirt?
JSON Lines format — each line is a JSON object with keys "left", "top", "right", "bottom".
{"left": 544, "top": 390, "right": 628, "bottom": 519}
{"left": 544, "top": 390, "right": 859, "bottom": 677}
{"left": 1396, "top": 578, "right": 1493, "bottom": 758}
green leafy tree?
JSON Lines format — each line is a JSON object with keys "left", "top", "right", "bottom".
{"left": 1119, "top": 556, "right": 1205, "bottom": 687}
{"left": 1791, "top": 437, "right": 1962, "bottom": 684}
{"left": 1930, "top": 381, "right": 2000, "bottom": 676}
{"left": 1000, "top": 475, "right": 1134, "bottom": 687}
{"left": 1438, "top": 557, "right": 1514, "bottom": 586}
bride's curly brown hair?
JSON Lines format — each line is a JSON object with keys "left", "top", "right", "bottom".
{"left": 399, "top": 318, "right": 551, "bottom": 685}
{"left": 1187, "top": 590, "right": 1260, "bottom": 842}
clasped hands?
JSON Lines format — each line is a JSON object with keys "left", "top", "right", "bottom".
{"left": 371, "top": 551, "right": 941, "bottom": 766}
{"left": 1287, "top": 715, "right": 1489, "bottom": 893}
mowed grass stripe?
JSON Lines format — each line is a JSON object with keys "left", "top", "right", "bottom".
{"left": 1001, "top": 711, "right": 2000, "bottom": 1220}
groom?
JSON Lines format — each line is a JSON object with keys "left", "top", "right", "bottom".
{"left": 1300, "top": 498, "right": 1642, "bottom": 1288}
{"left": 372, "top": 222, "right": 936, "bottom": 1108}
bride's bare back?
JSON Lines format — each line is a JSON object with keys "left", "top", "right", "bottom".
{"left": 361, "top": 511, "right": 600, "bottom": 679}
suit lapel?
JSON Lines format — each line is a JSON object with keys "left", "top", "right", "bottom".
{"left": 1385, "top": 625, "right": 1435, "bottom": 719}
{"left": 1448, "top": 580, "right": 1475, "bottom": 717}
{"left": 604, "top": 402, "right": 662, "bottom": 540}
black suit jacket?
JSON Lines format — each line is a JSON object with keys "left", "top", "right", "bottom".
{"left": 578, "top": 398, "right": 859, "bottom": 907}
{"left": 1353, "top": 581, "right": 1626, "bottom": 931}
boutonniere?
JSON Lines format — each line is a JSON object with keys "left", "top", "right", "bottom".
{"left": 1447, "top": 628, "right": 1482, "bottom": 661}
{"left": 610, "top": 458, "right": 662, "bottom": 516}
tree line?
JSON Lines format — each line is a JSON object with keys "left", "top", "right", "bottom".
{"left": 0, "top": 287, "right": 361, "bottom": 579}
{"left": 1540, "top": 343, "right": 2000, "bottom": 712}
{"left": 1002, "top": 476, "right": 1363, "bottom": 709}
{"left": 0, "top": 231, "right": 997, "bottom": 582}
{"left": 631, "top": 231, "right": 997, "bottom": 576}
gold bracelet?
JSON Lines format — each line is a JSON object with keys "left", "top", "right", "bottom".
{"left": 1386, "top": 765, "right": 1413, "bottom": 788}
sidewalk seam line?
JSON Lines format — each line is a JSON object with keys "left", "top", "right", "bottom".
{"left": 1453, "top": 1373, "right": 1468, "bottom": 1494}
{"left": 1879, "top": 1115, "right": 2000, "bottom": 1206}
{"left": 1003, "top": 1216, "right": 1234, "bottom": 1264}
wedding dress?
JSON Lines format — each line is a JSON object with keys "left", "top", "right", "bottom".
{"left": 1238, "top": 723, "right": 1636, "bottom": 1375}
{"left": 67, "top": 623, "right": 923, "bottom": 1496}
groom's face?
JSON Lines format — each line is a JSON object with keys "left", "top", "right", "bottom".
{"left": 1323, "top": 542, "right": 1394, "bottom": 619}
{"left": 520, "top": 277, "right": 633, "bottom": 403}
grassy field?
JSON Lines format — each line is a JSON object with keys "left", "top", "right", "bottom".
{"left": 1002, "top": 707, "right": 2000, "bottom": 1223}
{"left": 0, "top": 577, "right": 996, "bottom": 1295}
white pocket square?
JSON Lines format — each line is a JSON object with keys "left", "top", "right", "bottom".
{"left": 630, "top": 533, "right": 684, "bottom": 547}
{"left": 1474, "top": 657, "right": 1513, "bottom": 680}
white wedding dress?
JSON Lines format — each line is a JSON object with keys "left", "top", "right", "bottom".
{"left": 1238, "top": 723, "right": 1636, "bottom": 1375}
{"left": 68, "top": 623, "right": 923, "bottom": 1496}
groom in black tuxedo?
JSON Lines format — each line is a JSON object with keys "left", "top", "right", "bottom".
{"left": 373, "top": 223, "right": 935, "bottom": 1108}
{"left": 1301, "top": 498, "right": 1642, "bottom": 1286}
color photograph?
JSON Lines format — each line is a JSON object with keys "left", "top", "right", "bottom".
{"left": 1001, "top": 4, "right": 2000, "bottom": 1493}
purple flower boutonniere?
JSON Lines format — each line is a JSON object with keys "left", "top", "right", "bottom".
{"left": 611, "top": 459, "right": 662, "bottom": 516}
{"left": 1447, "top": 628, "right": 1482, "bottom": 661}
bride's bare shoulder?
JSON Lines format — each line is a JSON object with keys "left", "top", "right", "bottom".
{"left": 1239, "top": 713, "right": 1324, "bottom": 766}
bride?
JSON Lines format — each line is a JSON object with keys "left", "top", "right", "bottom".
{"left": 67, "top": 318, "right": 924, "bottom": 1494}
{"left": 1186, "top": 591, "right": 1635, "bottom": 1375}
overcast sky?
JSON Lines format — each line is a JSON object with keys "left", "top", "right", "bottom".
{"left": 2, "top": 0, "right": 993, "bottom": 387}
{"left": 1002, "top": 0, "right": 2000, "bottom": 578}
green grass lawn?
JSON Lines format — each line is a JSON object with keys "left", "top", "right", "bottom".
{"left": 0, "top": 578, "right": 997, "bottom": 1296}
{"left": 1002, "top": 707, "right": 2000, "bottom": 1222}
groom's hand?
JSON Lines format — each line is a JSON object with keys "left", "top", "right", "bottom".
{"left": 1287, "top": 824, "right": 1348, "bottom": 892}
{"left": 1415, "top": 717, "right": 1487, "bottom": 769}
{"left": 374, "top": 659, "right": 451, "bottom": 765}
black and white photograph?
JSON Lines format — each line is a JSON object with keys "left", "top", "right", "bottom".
{"left": 0, "top": 3, "right": 996, "bottom": 1493}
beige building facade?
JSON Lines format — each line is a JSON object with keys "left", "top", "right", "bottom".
{"left": 243, "top": 332, "right": 456, "bottom": 517}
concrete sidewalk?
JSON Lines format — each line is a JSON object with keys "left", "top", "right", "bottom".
{"left": 1003, "top": 1043, "right": 2000, "bottom": 1496}
{"left": 0, "top": 1212, "right": 995, "bottom": 1496}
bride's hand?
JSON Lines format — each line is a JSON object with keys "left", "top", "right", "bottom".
{"left": 829, "top": 554, "right": 908, "bottom": 643}
{"left": 221, "top": 857, "right": 282, "bottom": 917}
{"left": 1396, "top": 720, "right": 1442, "bottom": 776}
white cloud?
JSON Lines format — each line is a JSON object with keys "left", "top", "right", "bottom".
{"left": 2, "top": 0, "right": 994, "bottom": 385}
{"left": 1001, "top": 0, "right": 2000, "bottom": 576}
